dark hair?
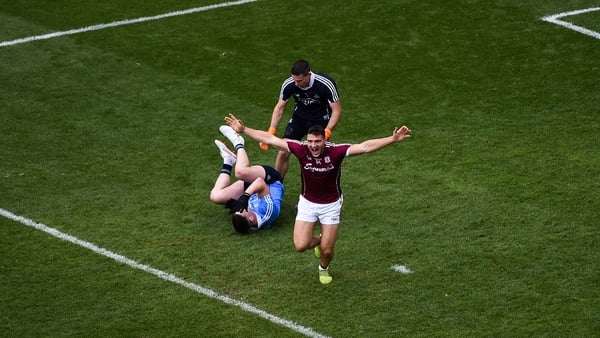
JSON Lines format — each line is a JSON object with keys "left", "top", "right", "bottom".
{"left": 232, "top": 214, "right": 250, "bottom": 234}
{"left": 307, "top": 125, "right": 325, "bottom": 138}
{"left": 291, "top": 60, "right": 310, "bottom": 75}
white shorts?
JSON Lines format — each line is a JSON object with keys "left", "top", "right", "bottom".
{"left": 296, "top": 195, "right": 343, "bottom": 225}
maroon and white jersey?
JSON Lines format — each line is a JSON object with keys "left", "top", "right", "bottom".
{"left": 287, "top": 140, "right": 351, "bottom": 204}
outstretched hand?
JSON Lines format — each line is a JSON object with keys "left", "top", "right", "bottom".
{"left": 224, "top": 113, "right": 244, "bottom": 133}
{"left": 392, "top": 126, "right": 411, "bottom": 141}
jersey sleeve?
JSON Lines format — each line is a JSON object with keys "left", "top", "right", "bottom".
{"left": 332, "top": 143, "right": 352, "bottom": 159}
{"left": 279, "top": 77, "right": 294, "bottom": 101}
{"left": 287, "top": 139, "right": 306, "bottom": 157}
{"left": 315, "top": 73, "right": 340, "bottom": 103}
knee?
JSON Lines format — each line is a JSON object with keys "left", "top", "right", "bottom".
{"left": 293, "top": 240, "right": 310, "bottom": 253}
{"left": 209, "top": 190, "right": 219, "bottom": 204}
{"left": 320, "top": 246, "right": 334, "bottom": 257}
{"left": 294, "top": 244, "right": 308, "bottom": 253}
{"left": 209, "top": 189, "right": 228, "bottom": 205}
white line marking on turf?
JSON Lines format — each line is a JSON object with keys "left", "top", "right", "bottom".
{"left": 541, "top": 7, "right": 600, "bottom": 40}
{"left": 0, "top": 208, "right": 329, "bottom": 338}
{"left": 391, "top": 264, "right": 413, "bottom": 274}
{"left": 0, "top": 0, "right": 258, "bottom": 48}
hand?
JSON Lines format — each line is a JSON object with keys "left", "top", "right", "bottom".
{"left": 325, "top": 128, "right": 332, "bottom": 140}
{"left": 224, "top": 198, "right": 236, "bottom": 212}
{"left": 229, "top": 193, "right": 250, "bottom": 214}
{"left": 224, "top": 113, "right": 245, "bottom": 133}
{"left": 392, "top": 126, "right": 411, "bottom": 141}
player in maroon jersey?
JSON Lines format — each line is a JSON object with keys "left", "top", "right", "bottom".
{"left": 223, "top": 114, "right": 411, "bottom": 284}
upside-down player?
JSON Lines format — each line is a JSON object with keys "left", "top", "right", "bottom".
{"left": 209, "top": 127, "right": 284, "bottom": 234}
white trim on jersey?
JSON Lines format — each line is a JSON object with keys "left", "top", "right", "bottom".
{"left": 279, "top": 73, "right": 340, "bottom": 102}
{"left": 312, "top": 73, "right": 340, "bottom": 102}
{"left": 279, "top": 77, "right": 294, "bottom": 100}
{"left": 255, "top": 194, "right": 274, "bottom": 228}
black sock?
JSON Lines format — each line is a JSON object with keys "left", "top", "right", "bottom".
{"left": 220, "top": 164, "right": 233, "bottom": 175}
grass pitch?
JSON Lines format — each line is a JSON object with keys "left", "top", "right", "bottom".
{"left": 1, "top": 1, "right": 599, "bottom": 337}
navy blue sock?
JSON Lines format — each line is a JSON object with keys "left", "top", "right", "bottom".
{"left": 220, "top": 164, "right": 233, "bottom": 176}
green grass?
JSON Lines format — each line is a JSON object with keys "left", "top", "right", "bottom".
{"left": 1, "top": 0, "right": 599, "bottom": 337}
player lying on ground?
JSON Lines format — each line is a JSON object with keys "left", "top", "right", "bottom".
{"left": 209, "top": 126, "right": 285, "bottom": 234}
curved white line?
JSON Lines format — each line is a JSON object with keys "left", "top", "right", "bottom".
{"left": 541, "top": 7, "right": 600, "bottom": 40}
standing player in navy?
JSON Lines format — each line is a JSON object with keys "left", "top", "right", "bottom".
{"left": 223, "top": 113, "right": 411, "bottom": 284}
{"left": 260, "top": 59, "right": 343, "bottom": 178}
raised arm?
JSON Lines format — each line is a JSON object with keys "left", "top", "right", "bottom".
{"left": 347, "top": 126, "right": 411, "bottom": 156}
{"left": 224, "top": 113, "right": 289, "bottom": 151}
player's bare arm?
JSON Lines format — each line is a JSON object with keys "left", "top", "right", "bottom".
{"left": 224, "top": 114, "right": 289, "bottom": 151}
{"left": 245, "top": 177, "right": 270, "bottom": 198}
{"left": 347, "top": 126, "right": 411, "bottom": 156}
{"left": 269, "top": 99, "right": 288, "bottom": 130}
{"left": 325, "top": 100, "right": 343, "bottom": 132}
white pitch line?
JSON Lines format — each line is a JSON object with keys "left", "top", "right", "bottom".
{"left": 0, "top": 208, "right": 329, "bottom": 338}
{"left": 541, "top": 7, "right": 600, "bottom": 40}
{"left": 0, "top": 0, "right": 258, "bottom": 48}
{"left": 391, "top": 264, "right": 413, "bottom": 274}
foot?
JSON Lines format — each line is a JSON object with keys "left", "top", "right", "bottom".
{"left": 219, "top": 125, "right": 244, "bottom": 148}
{"left": 318, "top": 266, "right": 332, "bottom": 284}
{"left": 214, "top": 139, "right": 236, "bottom": 165}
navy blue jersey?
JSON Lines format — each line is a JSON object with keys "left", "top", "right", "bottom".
{"left": 279, "top": 72, "right": 340, "bottom": 122}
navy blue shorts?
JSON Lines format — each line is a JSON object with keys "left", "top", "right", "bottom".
{"left": 262, "top": 165, "right": 283, "bottom": 184}
{"left": 243, "top": 165, "right": 283, "bottom": 190}
{"left": 283, "top": 117, "right": 328, "bottom": 140}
